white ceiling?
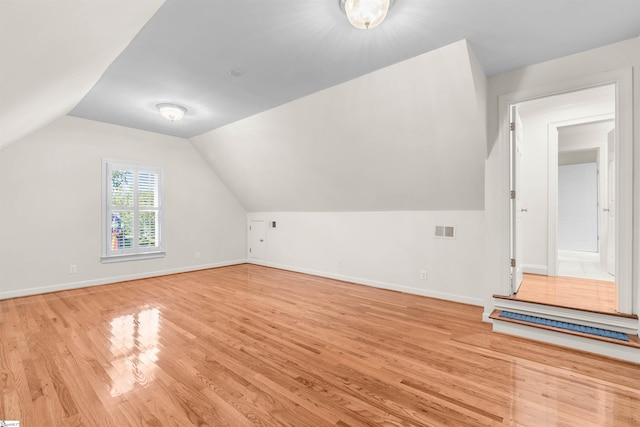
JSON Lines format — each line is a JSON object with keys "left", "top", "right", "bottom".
{"left": 66, "top": 0, "right": 640, "bottom": 138}
{"left": 1, "top": 1, "right": 639, "bottom": 146}
{"left": 0, "top": 0, "right": 164, "bottom": 148}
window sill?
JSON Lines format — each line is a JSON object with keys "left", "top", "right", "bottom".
{"left": 101, "top": 251, "right": 166, "bottom": 264}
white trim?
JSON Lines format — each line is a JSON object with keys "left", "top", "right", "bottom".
{"left": 248, "top": 259, "right": 485, "bottom": 307}
{"left": 497, "top": 106, "right": 512, "bottom": 297}
{"left": 102, "top": 159, "right": 164, "bottom": 260}
{"left": 492, "top": 320, "right": 640, "bottom": 364}
{"left": 0, "top": 259, "right": 247, "bottom": 300}
{"left": 497, "top": 68, "right": 634, "bottom": 313}
{"left": 614, "top": 69, "right": 634, "bottom": 314}
{"left": 101, "top": 251, "right": 166, "bottom": 263}
{"left": 522, "top": 264, "right": 548, "bottom": 275}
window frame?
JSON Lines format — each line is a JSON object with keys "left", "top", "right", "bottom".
{"left": 101, "top": 160, "right": 165, "bottom": 263}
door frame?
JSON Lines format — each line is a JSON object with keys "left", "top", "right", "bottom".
{"left": 497, "top": 67, "right": 633, "bottom": 313}
{"left": 510, "top": 105, "right": 524, "bottom": 293}
{"left": 547, "top": 114, "right": 614, "bottom": 276}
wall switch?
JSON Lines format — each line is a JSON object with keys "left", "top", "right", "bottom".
{"left": 195, "top": 251, "right": 201, "bottom": 260}
{"left": 420, "top": 270, "right": 427, "bottom": 280}
{"left": 69, "top": 265, "right": 77, "bottom": 274}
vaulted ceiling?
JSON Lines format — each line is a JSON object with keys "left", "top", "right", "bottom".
{"left": 191, "top": 40, "right": 488, "bottom": 211}
{"left": 2, "top": 0, "right": 639, "bottom": 147}
{"left": 0, "top": 0, "right": 164, "bottom": 148}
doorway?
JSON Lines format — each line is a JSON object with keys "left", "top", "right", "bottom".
{"left": 507, "top": 77, "right": 632, "bottom": 314}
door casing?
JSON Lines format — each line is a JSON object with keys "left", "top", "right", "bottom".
{"left": 497, "top": 68, "right": 633, "bottom": 313}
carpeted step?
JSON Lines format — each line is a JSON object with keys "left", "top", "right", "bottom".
{"left": 489, "top": 309, "right": 640, "bottom": 349}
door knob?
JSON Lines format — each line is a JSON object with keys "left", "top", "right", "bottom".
{"left": 520, "top": 208, "right": 528, "bottom": 212}
{"left": 603, "top": 208, "right": 610, "bottom": 212}
{"left": 259, "top": 239, "right": 264, "bottom": 242}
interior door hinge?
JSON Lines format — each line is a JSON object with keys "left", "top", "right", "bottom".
{"left": 249, "top": 248, "right": 252, "bottom": 253}
{"left": 510, "top": 259, "right": 516, "bottom": 268}
{"left": 510, "top": 190, "right": 516, "bottom": 199}
{"left": 510, "top": 122, "right": 515, "bottom": 131}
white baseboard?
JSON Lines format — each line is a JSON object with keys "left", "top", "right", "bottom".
{"left": 249, "top": 260, "right": 484, "bottom": 307}
{"left": 0, "top": 259, "right": 248, "bottom": 300}
{"left": 522, "top": 264, "right": 548, "bottom": 275}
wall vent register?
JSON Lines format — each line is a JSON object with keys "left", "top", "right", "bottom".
{"left": 434, "top": 226, "right": 455, "bottom": 239}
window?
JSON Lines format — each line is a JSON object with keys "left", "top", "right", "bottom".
{"left": 102, "top": 160, "right": 164, "bottom": 262}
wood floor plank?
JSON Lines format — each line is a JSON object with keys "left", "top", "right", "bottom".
{"left": 0, "top": 264, "right": 638, "bottom": 426}
{"left": 516, "top": 273, "right": 619, "bottom": 313}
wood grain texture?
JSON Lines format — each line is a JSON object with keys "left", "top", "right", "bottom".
{"left": 1, "top": 264, "right": 638, "bottom": 426}
{"left": 515, "top": 273, "right": 619, "bottom": 313}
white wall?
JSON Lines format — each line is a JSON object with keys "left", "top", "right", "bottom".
{"left": 188, "top": 40, "right": 489, "bottom": 308}
{"left": 188, "top": 40, "right": 489, "bottom": 310}
{"left": 485, "top": 37, "right": 640, "bottom": 319}
{"left": 191, "top": 39, "right": 486, "bottom": 212}
{"left": 0, "top": 116, "right": 247, "bottom": 299}
{"left": 247, "top": 211, "right": 486, "bottom": 306}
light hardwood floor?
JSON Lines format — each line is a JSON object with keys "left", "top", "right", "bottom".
{"left": 1, "top": 264, "right": 638, "bottom": 426}
{"left": 515, "top": 273, "right": 619, "bottom": 314}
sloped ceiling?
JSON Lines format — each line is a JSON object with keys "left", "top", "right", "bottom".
{"left": 2, "top": 2, "right": 637, "bottom": 214}
{"left": 67, "top": 0, "right": 640, "bottom": 139}
{"left": 191, "top": 40, "right": 486, "bottom": 212}
{"left": 0, "top": 0, "right": 164, "bottom": 148}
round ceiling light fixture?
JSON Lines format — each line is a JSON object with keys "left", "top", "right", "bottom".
{"left": 339, "top": 0, "right": 395, "bottom": 30}
{"left": 156, "top": 103, "right": 187, "bottom": 121}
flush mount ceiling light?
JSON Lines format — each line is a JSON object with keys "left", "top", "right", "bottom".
{"left": 156, "top": 103, "right": 187, "bottom": 121}
{"left": 339, "top": 0, "right": 395, "bottom": 30}
{"left": 228, "top": 68, "right": 245, "bottom": 77}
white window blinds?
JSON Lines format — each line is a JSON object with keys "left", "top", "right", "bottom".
{"left": 103, "top": 161, "right": 164, "bottom": 261}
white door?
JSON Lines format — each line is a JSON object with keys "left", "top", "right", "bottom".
{"left": 558, "top": 162, "right": 598, "bottom": 252}
{"left": 606, "top": 130, "right": 615, "bottom": 275}
{"left": 248, "top": 219, "right": 266, "bottom": 259}
{"left": 511, "top": 105, "right": 524, "bottom": 293}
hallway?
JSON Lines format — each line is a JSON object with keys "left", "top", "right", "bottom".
{"left": 557, "top": 250, "right": 614, "bottom": 282}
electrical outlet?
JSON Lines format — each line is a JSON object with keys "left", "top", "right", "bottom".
{"left": 420, "top": 270, "right": 427, "bottom": 280}
{"left": 69, "top": 265, "right": 77, "bottom": 274}
{"left": 337, "top": 261, "right": 343, "bottom": 269}
{"left": 195, "top": 251, "right": 201, "bottom": 260}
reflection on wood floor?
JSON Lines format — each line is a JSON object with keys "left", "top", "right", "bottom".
{"left": 0, "top": 265, "right": 637, "bottom": 426}
{"left": 515, "top": 273, "right": 618, "bottom": 314}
